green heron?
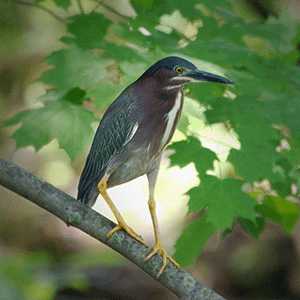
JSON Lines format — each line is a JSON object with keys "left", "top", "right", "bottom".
{"left": 78, "top": 56, "right": 232, "bottom": 276}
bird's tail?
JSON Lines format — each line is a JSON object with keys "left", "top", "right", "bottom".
{"left": 77, "top": 183, "right": 99, "bottom": 207}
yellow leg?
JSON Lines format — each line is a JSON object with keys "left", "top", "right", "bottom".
{"left": 145, "top": 197, "right": 180, "bottom": 277}
{"left": 98, "top": 176, "right": 145, "bottom": 245}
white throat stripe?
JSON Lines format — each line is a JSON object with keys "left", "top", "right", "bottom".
{"left": 164, "top": 84, "right": 182, "bottom": 90}
{"left": 161, "top": 91, "right": 182, "bottom": 148}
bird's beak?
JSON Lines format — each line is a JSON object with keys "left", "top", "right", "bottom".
{"left": 184, "top": 69, "right": 234, "bottom": 84}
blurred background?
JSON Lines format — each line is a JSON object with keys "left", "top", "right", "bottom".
{"left": 0, "top": 0, "right": 300, "bottom": 299}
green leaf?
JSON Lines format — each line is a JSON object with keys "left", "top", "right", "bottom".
{"left": 204, "top": 95, "right": 280, "bottom": 181}
{"left": 54, "top": 0, "right": 71, "bottom": 10}
{"left": 41, "top": 47, "right": 111, "bottom": 91}
{"left": 5, "top": 95, "right": 95, "bottom": 160}
{"left": 174, "top": 215, "right": 216, "bottom": 266}
{"left": 239, "top": 216, "right": 265, "bottom": 238}
{"left": 87, "top": 61, "right": 148, "bottom": 109}
{"left": 63, "top": 87, "right": 86, "bottom": 105}
{"left": 257, "top": 196, "right": 300, "bottom": 233}
{"left": 170, "top": 138, "right": 256, "bottom": 231}
{"left": 87, "top": 82, "right": 121, "bottom": 110}
{"left": 131, "top": 0, "right": 156, "bottom": 10}
{"left": 169, "top": 137, "right": 216, "bottom": 175}
{"left": 189, "top": 177, "right": 256, "bottom": 230}
{"left": 178, "top": 96, "right": 206, "bottom": 135}
{"left": 67, "top": 13, "right": 110, "bottom": 49}
{"left": 272, "top": 158, "right": 295, "bottom": 197}
{"left": 38, "top": 90, "right": 66, "bottom": 103}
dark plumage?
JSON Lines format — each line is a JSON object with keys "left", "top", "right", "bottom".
{"left": 77, "top": 94, "right": 138, "bottom": 206}
{"left": 77, "top": 56, "right": 233, "bottom": 276}
{"left": 141, "top": 56, "right": 196, "bottom": 77}
{"left": 78, "top": 56, "right": 193, "bottom": 206}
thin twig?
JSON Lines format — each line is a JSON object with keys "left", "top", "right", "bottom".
{"left": 76, "top": 0, "right": 85, "bottom": 14}
{"left": 92, "top": 0, "right": 128, "bottom": 19}
{"left": 91, "top": 0, "right": 102, "bottom": 12}
{"left": 15, "top": 0, "right": 65, "bottom": 23}
{"left": 0, "top": 159, "right": 226, "bottom": 300}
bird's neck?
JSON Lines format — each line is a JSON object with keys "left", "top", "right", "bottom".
{"left": 137, "top": 76, "right": 183, "bottom": 101}
{"left": 159, "top": 80, "right": 183, "bottom": 100}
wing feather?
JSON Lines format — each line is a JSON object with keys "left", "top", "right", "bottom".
{"left": 77, "top": 97, "right": 137, "bottom": 206}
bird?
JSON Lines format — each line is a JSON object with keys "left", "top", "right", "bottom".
{"left": 77, "top": 56, "right": 233, "bottom": 277}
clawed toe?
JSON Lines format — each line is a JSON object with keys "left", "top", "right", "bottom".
{"left": 106, "top": 223, "right": 146, "bottom": 245}
{"left": 145, "top": 243, "right": 180, "bottom": 277}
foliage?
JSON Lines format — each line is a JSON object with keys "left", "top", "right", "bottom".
{"left": 0, "top": 252, "right": 55, "bottom": 300}
{"left": 4, "top": 0, "right": 300, "bottom": 266}
{"left": 5, "top": 88, "right": 95, "bottom": 160}
{"left": 0, "top": 250, "right": 123, "bottom": 300}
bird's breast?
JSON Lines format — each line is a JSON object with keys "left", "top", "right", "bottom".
{"left": 160, "top": 90, "right": 183, "bottom": 149}
{"left": 128, "top": 88, "right": 183, "bottom": 159}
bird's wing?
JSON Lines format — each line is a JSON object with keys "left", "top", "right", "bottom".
{"left": 77, "top": 99, "right": 138, "bottom": 205}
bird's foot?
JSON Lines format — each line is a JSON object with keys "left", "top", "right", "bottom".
{"left": 107, "top": 222, "right": 146, "bottom": 245}
{"left": 145, "top": 242, "right": 180, "bottom": 277}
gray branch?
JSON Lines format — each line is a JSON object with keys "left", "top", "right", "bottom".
{"left": 0, "top": 159, "right": 225, "bottom": 300}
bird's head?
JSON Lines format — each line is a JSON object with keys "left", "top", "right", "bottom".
{"left": 141, "top": 56, "right": 233, "bottom": 90}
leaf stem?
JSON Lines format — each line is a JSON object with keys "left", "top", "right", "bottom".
{"left": 76, "top": 0, "right": 85, "bottom": 14}
{"left": 91, "top": 0, "right": 102, "bottom": 12}
{"left": 14, "top": 0, "right": 65, "bottom": 23}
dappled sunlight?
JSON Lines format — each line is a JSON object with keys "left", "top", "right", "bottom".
{"left": 197, "top": 123, "right": 240, "bottom": 162}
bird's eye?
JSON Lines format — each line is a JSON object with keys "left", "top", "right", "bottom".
{"left": 175, "top": 66, "right": 184, "bottom": 74}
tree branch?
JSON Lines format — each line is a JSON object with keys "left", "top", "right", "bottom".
{"left": 92, "top": 0, "right": 128, "bottom": 20}
{"left": 0, "top": 159, "right": 225, "bottom": 300}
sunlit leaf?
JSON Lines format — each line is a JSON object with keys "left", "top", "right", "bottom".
{"left": 188, "top": 176, "right": 256, "bottom": 230}
{"left": 5, "top": 92, "right": 95, "bottom": 160}
{"left": 41, "top": 47, "right": 111, "bottom": 91}
{"left": 169, "top": 137, "right": 216, "bottom": 175}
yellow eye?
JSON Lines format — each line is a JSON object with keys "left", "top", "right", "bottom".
{"left": 175, "top": 66, "right": 184, "bottom": 74}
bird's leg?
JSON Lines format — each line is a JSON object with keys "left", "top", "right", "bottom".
{"left": 145, "top": 164, "right": 179, "bottom": 277}
{"left": 145, "top": 196, "right": 180, "bottom": 277}
{"left": 98, "top": 176, "right": 145, "bottom": 245}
